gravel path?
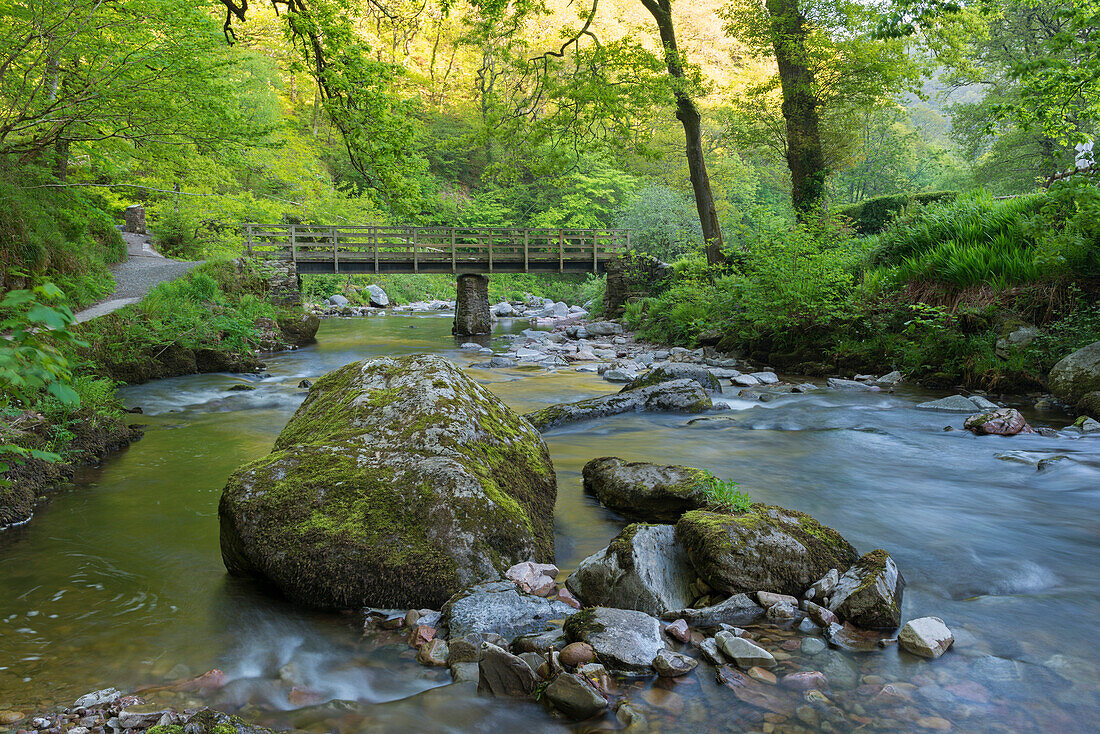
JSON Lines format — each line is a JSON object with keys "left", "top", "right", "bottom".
{"left": 74, "top": 231, "right": 202, "bottom": 323}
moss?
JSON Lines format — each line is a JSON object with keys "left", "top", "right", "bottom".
{"left": 147, "top": 726, "right": 184, "bottom": 734}
{"left": 563, "top": 608, "right": 606, "bottom": 641}
{"left": 607, "top": 523, "right": 648, "bottom": 571}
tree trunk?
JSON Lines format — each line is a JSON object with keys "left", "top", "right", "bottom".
{"left": 639, "top": 0, "right": 724, "bottom": 266}
{"left": 766, "top": 0, "right": 827, "bottom": 213}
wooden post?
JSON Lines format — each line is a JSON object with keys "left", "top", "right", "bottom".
{"left": 558, "top": 230, "right": 564, "bottom": 273}
{"left": 332, "top": 226, "right": 339, "bottom": 273}
{"left": 290, "top": 224, "right": 297, "bottom": 262}
{"left": 488, "top": 230, "right": 493, "bottom": 273}
{"left": 245, "top": 224, "right": 253, "bottom": 257}
{"left": 372, "top": 227, "right": 379, "bottom": 273}
{"left": 451, "top": 228, "right": 456, "bottom": 273}
{"left": 593, "top": 231, "right": 598, "bottom": 272}
{"left": 412, "top": 227, "right": 418, "bottom": 273}
{"left": 625, "top": 229, "right": 631, "bottom": 255}
{"left": 523, "top": 229, "right": 529, "bottom": 273}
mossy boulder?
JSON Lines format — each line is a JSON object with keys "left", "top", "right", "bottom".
{"left": 623, "top": 364, "right": 722, "bottom": 393}
{"left": 827, "top": 549, "right": 905, "bottom": 629}
{"left": 218, "top": 354, "right": 557, "bottom": 609}
{"left": 582, "top": 457, "right": 709, "bottom": 522}
{"left": 675, "top": 506, "right": 858, "bottom": 597}
{"left": 1077, "top": 391, "right": 1100, "bottom": 420}
{"left": 1050, "top": 340, "right": 1100, "bottom": 405}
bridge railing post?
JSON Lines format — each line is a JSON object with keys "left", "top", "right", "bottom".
{"left": 290, "top": 224, "right": 297, "bottom": 262}
{"left": 245, "top": 223, "right": 253, "bottom": 257}
{"left": 523, "top": 229, "right": 529, "bottom": 273}
{"left": 372, "top": 226, "right": 378, "bottom": 273}
{"left": 558, "top": 230, "right": 564, "bottom": 273}
{"left": 451, "top": 228, "right": 456, "bottom": 273}
{"left": 412, "top": 227, "right": 418, "bottom": 273}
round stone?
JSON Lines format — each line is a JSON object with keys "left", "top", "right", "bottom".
{"left": 560, "top": 642, "right": 596, "bottom": 667}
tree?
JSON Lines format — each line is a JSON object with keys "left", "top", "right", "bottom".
{"left": 723, "top": 0, "right": 925, "bottom": 212}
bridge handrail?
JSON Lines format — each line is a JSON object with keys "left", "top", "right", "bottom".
{"left": 242, "top": 223, "right": 630, "bottom": 274}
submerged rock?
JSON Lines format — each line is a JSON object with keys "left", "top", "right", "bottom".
{"left": 581, "top": 457, "right": 709, "bottom": 522}
{"left": 827, "top": 550, "right": 904, "bottom": 629}
{"left": 563, "top": 607, "right": 666, "bottom": 674}
{"left": 715, "top": 631, "right": 774, "bottom": 668}
{"left": 218, "top": 354, "right": 557, "bottom": 609}
{"left": 443, "top": 581, "right": 577, "bottom": 642}
{"left": 916, "top": 395, "right": 998, "bottom": 412}
{"left": 1050, "top": 341, "right": 1100, "bottom": 405}
{"left": 566, "top": 524, "right": 695, "bottom": 616}
{"left": 524, "top": 379, "right": 716, "bottom": 431}
{"left": 675, "top": 506, "right": 858, "bottom": 597}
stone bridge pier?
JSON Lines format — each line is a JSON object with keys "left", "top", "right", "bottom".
{"left": 453, "top": 273, "right": 491, "bottom": 336}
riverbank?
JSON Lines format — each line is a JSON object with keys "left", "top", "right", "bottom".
{"left": 0, "top": 261, "right": 318, "bottom": 529}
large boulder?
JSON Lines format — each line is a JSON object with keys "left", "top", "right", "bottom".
{"left": 218, "top": 354, "right": 557, "bottom": 609}
{"left": 443, "top": 581, "right": 577, "bottom": 642}
{"left": 524, "top": 379, "right": 715, "bottom": 431}
{"left": 563, "top": 607, "right": 666, "bottom": 674}
{"left": 581, "top": 457, "right": 709, "bottom": 522}
{"left": 566, "top": 524, "right": 695, "bottom": 616}
{"left": 675, "top": 506, "right": 858, "bottom": 597}
{"left": 827, "top": 549, "right": 904, "bottom": 629}
{"left": 964, "top": 408, "right": 1034, "bottom": 436}
{"left": 624, "top": 364, "right": 722, "bottom": 393}
{"left": 1050, "top": 341, "right": 1100, "bottom": 405}
{"left": 365, "top": 284, "right": 389, "bottom": 307}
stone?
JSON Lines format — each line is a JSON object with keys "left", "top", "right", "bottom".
{"left": 780, "top": 671, "right": 828, "bottom": 691}
{"left": 964, "top": 408, "right": 1034, "bottom": 436}
{"left": 827, "top": 378, "right": 876, "bottom": 391}
{"left": 489, "top": 355, "right": 518, "bottom": 368}
{"left": 662, "top": 593, "right": 764, "bottom": 627}
{"left": 556, "top": 587, "right": 581, "bottom": 608}
{"left": 563, "top": 607, "right": 666, "bottom": 674}
{"left": 765, "top": 600, "right": 799, "bottom": 620}
{"left": 524, "top": 378, "right": 716, "bottom": 430}
{"left": 478, "top": 643, "right": 539, "bottom": 696}
{"left": 365, "top": 284, "right": 389, "bottom": 307}
{"left": 603, "top": 368, "right": 638, "bottom": 383}
{"left": 512, "top": 629, "right": 568, "bottom": 655}
{"left": 491, "top": 301, "right": 514, "bottom": 317}
{"left": 801, "top": 637, "right": 827, "bottom": 655}
{"left": 73, "top": 689, "right": 121, "bottom": 708}
{"left": 876, "top": 371, "right": 903, "bottom": 385}
{"left": 751, "top": 371, "right": 779, "bottom": 384}
{"left": 460, "top": 342, "right": 483, "bottom": 350}
{"left": 1072, "top": 415, "right": 1100, "bottom": 433}
{"left": 757, "top": 591, "right": 799, "bottom": 608}
{"left": 899, "top": 617, "right": 954, "bottom": 659}
{"left": 747, "top": 666, "right": 777, "bottom": 684}
{"left": 806, "top": 569, "right": 839, "bottom": 601}
{"left": 803, "top": 600, "right": 840, "bottom": 627}
{"left": 1077, "top": 390, "right": 1100, "bottom": 419}
{"left": 450, "top": 662, "right": 480, "bottom": 683}
{"left": 664, "top": 619, "right": 690, "bottom": 643}
{"left": 698, "top": 637, "right": 725, "bottom": 665}
{"left": 416, "top": 638, "right": 449, "bottom": 666}
{"left": 408, "top": 623, "right": 436, "bottom": 648}
{"left": 505, "top": 561, "right": 558, "bottom": 597}
{"left": 625, "top": 364, "right": 723, "bottom": 393}
{"left": 544, "top": 673, "right": 608, "bottom": 720}
{"left": 675, "top": 506, "right": 858, "bottom": 597}
{"left": 444, "top": 581, "right": 577, "bottom": 642}
{"left": 581, "top": 457, "right": 709, "bottom": 522}
{"left": 916, "top": 395, "right": 989, "bottom": 412}
{"left": 1050, "top": 341, "right": 1100, "bottom": 404}
{"left": 732, "top": 374, "right": 760, "bottom": 386}
{"left": 827, "top": 550, "right": 905, "bottom": 629}
{"left": 586, "top": 321, "right": 623, "bottom": 336}
{"left": 566, "top": 524, "right": 695, "bottom": 616}
{"left": 454, "top": 273, "right": 491, "bottom": 336}
{"left": 0, "top": 712, "right": 24, "bottom": 725}
{"left": 219, "top": 355, "right": 557, "bottom": 609}
{"left": 715, "top": 631, "right": 774, "bottom": 668}
{"left": 326, "top": 294, "right": 349, "bottom": 306}
{"left": 653, "top": 649, "right": 698, "bottom": 677}
{"left": 825, "top": 622, "right": 893, "bottom": 652}
{"left": 560, "top": 641, "right": 596, "bottom": 667}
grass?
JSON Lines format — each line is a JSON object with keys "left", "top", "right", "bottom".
{"left": 697, "top": 471, "right": 753, "bottom": 513}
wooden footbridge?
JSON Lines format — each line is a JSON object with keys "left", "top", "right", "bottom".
{"left": 244, "top": 224, "right": 630, "bottom": 274}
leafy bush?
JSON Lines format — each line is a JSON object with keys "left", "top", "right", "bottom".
{"left": 839, "top": 191, "right": 958, "bottom": 235}
{"left": 1024, "top": 178, "right": 1100, "bottom": 276}
{"left": 614, "top": 184, "right": 702, "bottom": 261}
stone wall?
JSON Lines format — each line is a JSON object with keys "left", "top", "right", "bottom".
{"left": 250, "top": 258, "right": 301, "bottom": 307}
{"left": 604, "top": 254, "right": 670, "bottom": 317}
{"left": 124, "top": 205, "right": 147, "bottom": 234}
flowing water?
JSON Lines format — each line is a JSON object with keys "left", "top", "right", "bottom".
{"left": 2, "top": 314, "right": 1100, "bottom": 732}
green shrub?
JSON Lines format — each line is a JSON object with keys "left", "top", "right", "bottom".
{"left": 839, "top": 191, "right": 958, "bottom": 235}
{"left": 1024, "top": 178, "right": 1100, "bottom": 276}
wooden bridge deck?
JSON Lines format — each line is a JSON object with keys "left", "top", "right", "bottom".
{"left": 244, "top": 224, "right": 629, "bottom": 274}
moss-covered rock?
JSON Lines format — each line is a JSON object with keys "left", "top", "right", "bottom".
{"left": 218, "top": 354, "right": 557, "bottom": 609}
{"left": 827, "top": 549, "right": 905, "bottom": 629}
{"left": 1077, "top": 391, "right": 1100, "bottom": 420}
{"left": 582, "top": 457, "right": 709, "bottom": 522}
{"left": 1050, "top": 340, "right": 1100, "bottom": 405}
{"left": 623, "top": 364, "right": 722, "bottom": 393}
{"left": 675, "top": 506, "right": 858, "bottom": 597}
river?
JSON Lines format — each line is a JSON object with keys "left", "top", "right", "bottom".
{"left": 2, "top": 313, "right": 1099, "bottom": 732}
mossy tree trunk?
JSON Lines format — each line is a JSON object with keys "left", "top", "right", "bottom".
{"left": 765, "top": 0, "right": 827, "bottom": 214}
{"left": 639, "top": 0, "right": 725, "bottom": 266}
